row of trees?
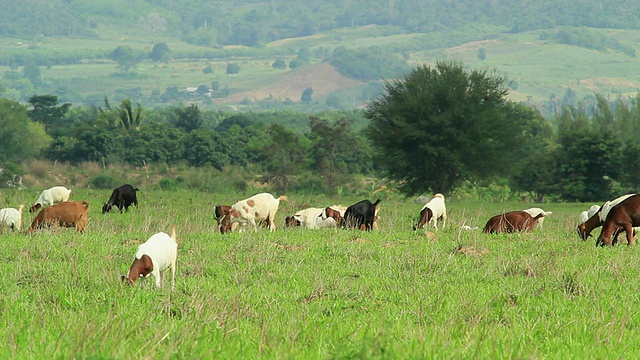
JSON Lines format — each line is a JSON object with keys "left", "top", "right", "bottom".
{"left": 3, "top": 0, "right": 640, "bottom": 45}
{"left": 4, "top": 60, "right": 640, "bottom": 201}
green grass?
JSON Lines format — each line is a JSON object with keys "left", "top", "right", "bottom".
{"left": 1, "top": 188, "right": 639, "bottom": 358}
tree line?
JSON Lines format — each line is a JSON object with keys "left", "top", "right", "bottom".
{"left": 3, "top": 60, "right": 640, "bottom": 202}
{"left": 3, "top": 0, "right": 640, "bottom": 45}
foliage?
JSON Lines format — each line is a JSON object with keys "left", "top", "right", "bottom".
{"left": 0, "top": 98, "right": 51, "bottom": 168}
{"left": 226, "top": 63, "right": 241, "bottom": 74}
{"left": 300, "top": 87, "right": 313, "bottom": 104}
{"left": 252, "top": 124, "right": 310, "bottom": 193}
{"left": 365, "top": 61, "right": 541, "bottom": 195}
{"left": 27, "top": 95, "right": 73, "bottom": 137}
{"left": 330, "top": 46, "right": 410, "bottom": 81}
{"left": 149, "top": 42, "right": 171, "bottom": 62}
{"left": 272, "top": 59, "right": 287, "bottom": 69}
{"left": 88, "top": 174, "right": 116, "bottom": 189}
{"left": 541, "top": 27, "right": 636, "bottom": 56}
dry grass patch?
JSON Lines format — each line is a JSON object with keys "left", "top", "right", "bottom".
{"left": 452, "top": 245, "right": 490, "bottom": 257}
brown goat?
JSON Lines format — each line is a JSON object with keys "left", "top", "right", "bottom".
{"left": 577, "top": 212, "right": 602, "bottom": 241}
{"left": 597, "top": 195, "right": 640, "bottom": 246}
{"left": 483, "top": 211, "right": 544, "bottom": 234}
{"left": 27, "top": 201, "right": 89, "bottom": 234}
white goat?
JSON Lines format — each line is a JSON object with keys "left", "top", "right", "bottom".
{"left": 0, "top": 204, "right": 24, "bottom": 231}
{"left": 293, "top": 207, "right": 340, "bottom": 229}
{"left": 579, "top": 204, "right": 601, "bottom": 224}
{"left": 229, "top": 193, "right": 288, "bottom": 232}
{"left": 30, "top": 186, "right": 72, "bottom": 213}
{"left": 414, "top": 193, "right": 447, "bottom": 230}
{"left": 523, "top": 207, "right": 553, "bottom": 228}
{"left": 122, "top": 225, "right": 178, "bottom": 290}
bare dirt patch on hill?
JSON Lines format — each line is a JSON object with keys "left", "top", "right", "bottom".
{"left": 218, "top": 63, "right": 364, "bottom": 104}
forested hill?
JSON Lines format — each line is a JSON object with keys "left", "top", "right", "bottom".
{"left": 2, "top": 0, "right": 640, "bottom": 44}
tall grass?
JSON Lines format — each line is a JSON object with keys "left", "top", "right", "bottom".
{"left": 1, "top": 188, "right": 640, "bottom": 358}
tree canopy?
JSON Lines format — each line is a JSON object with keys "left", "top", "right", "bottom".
{"left": 365, "top": 61, "right": 546, "bottom": 195}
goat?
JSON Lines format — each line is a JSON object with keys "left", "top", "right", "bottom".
{"left": 286, "top": 207, "right": 343, "bottom": 229}
{"left": 413, "top": 193, "right": 446, "bottom": 230}
{"left": 229, "top": 193, "right": 288, "bottom": 232}
{"left": 483, "top": 211, "right": 544, "bottom": 234}
{"left": 0, "top": 204, "right": 24, "bottom": 231}
{"left": 30, "top": 186, "right": 72, "bottom": 213}
{"left": 597, "top": 195, "right": 640, "bottom": 246}
{"left": 27, "top": 201, "right": 89, "bottom": 234}
{"left": 121, "top": 225, "right": 178, "bottom": 290}
{"left": 522, "top": 207, "right": 553, "bottom": 229}
{"left": 577, "top": 194, "right": 635, "bottom": 241}
{"left": 343, "top": 199, "right": 381, "bottom": 231}
{"left": 102, "top": 184, "right": 139, "bottom": 214}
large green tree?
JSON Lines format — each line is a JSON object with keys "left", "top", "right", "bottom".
{"left": 0, "top": 98, "right": 51, "bottom": 168}
{"left": 27, "top": 94, "right": 72, "bottom": 136}
{"left": 365, "top": 61, "right": 542, "bottom": 195}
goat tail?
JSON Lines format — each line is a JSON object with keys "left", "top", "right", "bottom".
{"left": 81, "top": 200, "right": 89, "bottom": 209}
{"left": 169, "top": 224, "right": 177, "bottom": 243}
{"left": 372, "top": 199, "right": 381, "bottom": 207}
{"left": 18, "top": 204, "right": 24, "bottom": 212}
{"left": 278, "top": 195, "right": 289, "bottom": 202}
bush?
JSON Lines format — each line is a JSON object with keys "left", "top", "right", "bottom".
{"left": 88, "top": 174, "right": 116, "bottom": 189}
{"left": 158, "top": 178, "right": 178, "bottom": 191}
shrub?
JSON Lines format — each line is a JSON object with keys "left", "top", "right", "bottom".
{"left": 158, "top": 178, "right": 178, "bottom": 191}
{"left": 88, "top": 174, "right": 116, "bottom": 189}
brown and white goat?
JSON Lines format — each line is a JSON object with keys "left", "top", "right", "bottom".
{"left": 577, "top": 194, "right": 636, "bottom": 240}
{"left": 228, "top": 193, "right": 288, "bottom": 232}
{"left": 26, "top": 201, "right": 89, "bottom": 234}
{"left": 121, "top": 225, "right": 178, "bottom": 289}
{"left": 30, "top": 186, "right": 72, "bottom": 213}
{"left": 413, "top": 193, "right": 446, "bottom": 230}
{"left": 596, "top": 195, "right": 640, "bottom": 246}
{"left": 482, "top": 211, "right": 544, "bottom": 234}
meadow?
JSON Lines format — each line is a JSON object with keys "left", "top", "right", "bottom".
{"left": 1, "top": 188, "right": 640, "bottom": 359}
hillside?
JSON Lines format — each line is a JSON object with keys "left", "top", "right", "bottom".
{"left": 217, "top": 63, "right": 365, "bottom": 104}
{"left": 2, "top": 0, "right": 640, "bottom": 114}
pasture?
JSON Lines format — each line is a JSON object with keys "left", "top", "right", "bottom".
{"left": 1, "top": 188, "right": 640, "bottom": 358}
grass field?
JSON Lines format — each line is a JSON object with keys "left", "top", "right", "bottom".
{"left": 1, "top": 188, "right": 639, "bottom": 359}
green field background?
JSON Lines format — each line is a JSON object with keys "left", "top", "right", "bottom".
{"left": 0, "top": 188, "right": 638, "bottom": 359}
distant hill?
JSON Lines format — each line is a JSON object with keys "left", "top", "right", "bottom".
{"left": 1, "top": 0, "right": 640, "bottom": 114}
{"left": 217, "top": 63, "right": 365, "bottom": 105}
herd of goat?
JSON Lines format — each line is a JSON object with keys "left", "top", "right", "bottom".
{"left": 1, "top": 185, "right": 640, "bottom": 289}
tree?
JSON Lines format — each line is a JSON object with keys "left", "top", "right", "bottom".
{"left": 307, "top": 117, "right": 354, "bottom": 190}
{"left": 226, "top": 63, "right": 241, "bottom": 74}
{"left": 477, "top": 48, "right": 486, "bottom": 60}
{"left": 182, "top": 129, "right": 230, "bottom": 169}
{"left": 140, "top": 13, "right": 167, "bottom": 44}
{"left": 172, "top": 104, "right": 203, "bottom": 132}
{"left": 149, "top": 42, "right": 171, "bottom": 62}
{"left": 96, "top": 97, "right": 145, "bottom": 133}
{"left": 22, "top": 64, "right": 42, "bottom": 86}
{"left": 365, "top": 61, "right": 540, "bottom": 195}
{"left": 110, "top": 46, "right": 138, "bottom": 71}
{"left": 0, "top": 98, "right": 51, "bottom": 167}
{"left": 301, "top": 87, "right": 313, "bottom": 103}
{"left": 27, "top": 94, "right": 72, "bottom": 136}
{"left": 253, "top": 124, "right": 309, "bottom": 193}
{"left": 272, "top": 59, "right": 287, "bottom": 69}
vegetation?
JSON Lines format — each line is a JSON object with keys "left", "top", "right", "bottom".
{"left": 365, "top": 61, "right": 548, "bottom": 195}
{"left": 1, "top": 188, "right": 640, "bottom": 358}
